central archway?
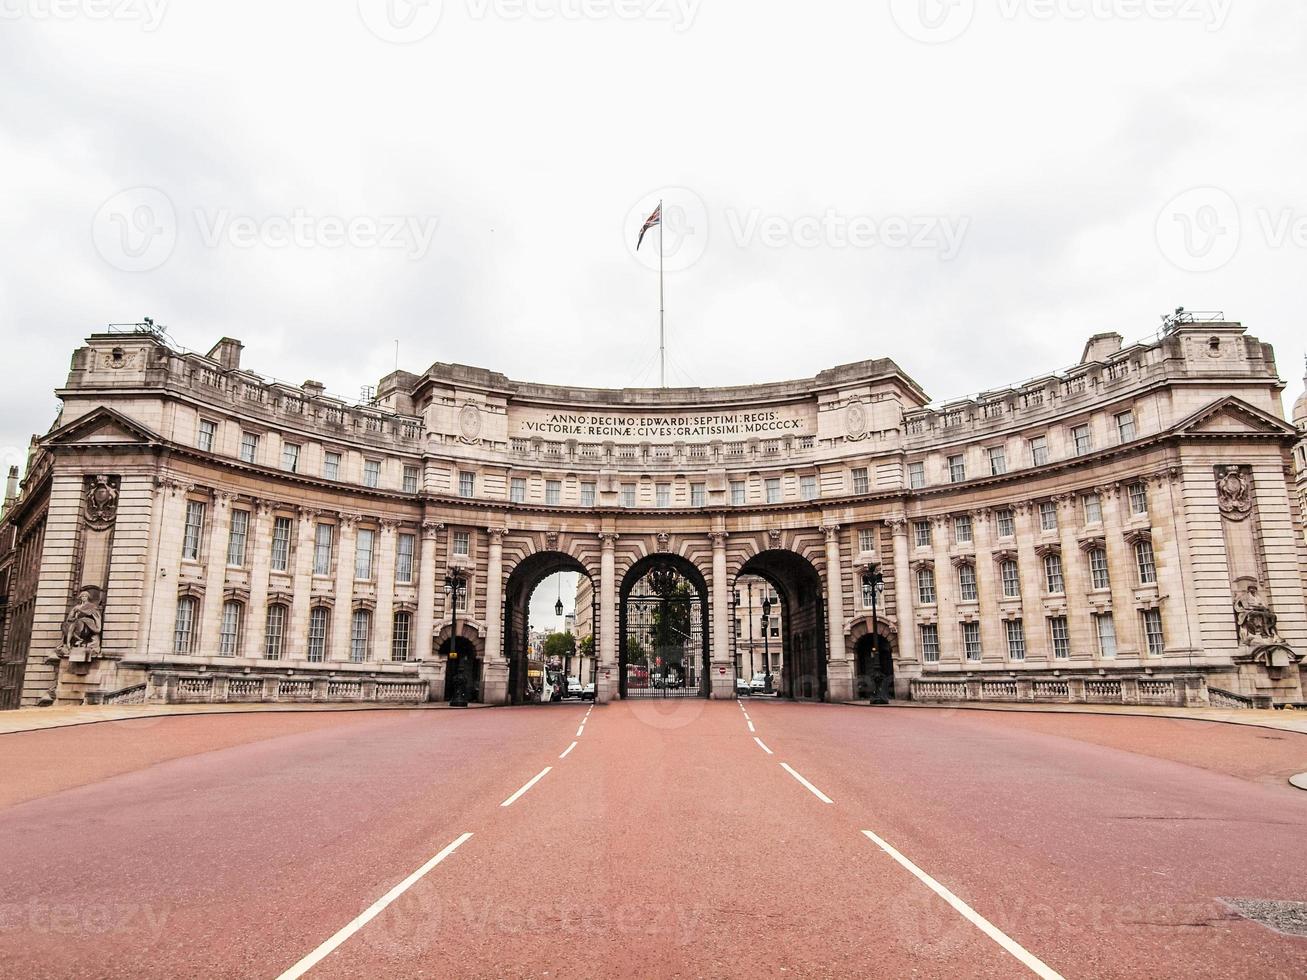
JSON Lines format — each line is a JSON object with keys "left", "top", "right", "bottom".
{"left": 620, "top": 553, "right": 711, "bottom": 698}
{"left": 502, "top": 551, "right": 595, "bottom": 706}
{"left": 735, "top": 550, "right": 827, "bottom": 701}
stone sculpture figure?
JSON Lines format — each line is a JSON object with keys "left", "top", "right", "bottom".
{"left": 1235, "top": 584, "right": 1279, "bottom": 645}
{"left": 59, "top": 587, "right": 104, "bottom": 663}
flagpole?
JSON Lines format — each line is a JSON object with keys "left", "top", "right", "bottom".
{"left": 658, "top": 198, "right": 665, "bottom": 388}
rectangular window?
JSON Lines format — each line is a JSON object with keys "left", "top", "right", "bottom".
{"left": 858, "top": 528, "right": 876, "bottom": 553}
{"left": 1135, "top": 539, "right": 1157, "bottom": 585}
{"left": 396, "top": 533, "right": 415, "bottom": 583}
{"left": 920, "top": 624, "right": 940, "bottom": 663}
{"left": 219, "top": 601, "right": 242, "bottom": 656}
{"left": 861, "top": 573, "right": 881, "bottom": 608}
{"left": 1094, "top": 612, "right": 1117, "bottom": 657}
{"left": 988, "top": 446, "right": 1007, "bottom": 476}
{"left": 458, "top": 472, "right": 475, "bottom": 498}
{"left": 1141, "top": 608, "right": 1164, "bottom": 656}
{"left": 914, "top": 521, "right": 932, "bottom": 548}
{"left": 1082, "top": 492, "right": 1102, "bottom": 524}
{"left": 1000, "top": 560, "right": 1021, "bottom": 598}
{"left": 917, "top": 567, "right": 936, "bottom": 604}
{"left": 323, "top": 451, "right": 341, "bottom": 481}
{"left": 691, "top": 483, "right": 707, "bottom": 506}
{"left": 355, "top": 528, "right": 376, "bottom": 580}
{"left": 264, "top": 604, "right": 286, "bottom": 660}
{"left": 547, "top": 480, "right": 563, "bottom": 506}
{"left": 1005, "top": 619, "right": 1026, "bottom": 660}
{"left": 621, "top": 484, "right": 636, "bottom": 508}
{"left": 953, "top": 515, "right": 973, "bottom": 544}
{"left": 948, "top": 455, "right": 966, "bottom": 483}
{"left": 1039, "top": 501, "right": 1058, "bottom": 532}
{"left": 995, "top": 508, "right": 1015, "bottom": 538}
{"left": 313, "top": 523, "right": 334, "bottom": 575}
{"left": 198, "top": 419, "right": 217, "bottom": 452}
{"left": 1049, "top": 616, "right": 1070, "bottom": 658}
{"left": 226, "top": 508, "right": 249, "bottom": 567}
{"left": 656, "top": 483, "right": 671, "bottom": 508}
{"left": 510, "top": 478, "right": 526, "bottom": 504}
{"left": 307, "top": 607, "right": 329, "bottom": 662}
{"left": 363, "top": 460, "right": 381, "bottom": 489}
{"left": 282, "top": 443, "right": 301, "bottom": 473}
{"left": 730, "top": 481, "right": 746, "bottom": 506}
{"left": 239, "top": 432, "right": 259, "bottom": 464}
{"left": 392, "top": 612, "right": 412, "bottom": 662}
{"left": 908, "top": 462, "right": 926, "bottom": 489}
{"left": 350, "top": 610, "right": 371, "bottom": 663}
{"left": 799, "top": 475, "right": 817, "bottom": 501}
{"left": 1089, "top": 548, "right": 1110, "bottom": 590}
{"left": 453, "top": 530, "right": 470, "bottom": 557}
{"left": 962, "top": 621, "right": 982, "bottom": 660}
{"left": 182, "top": 500, "right": 206, "bottom": 561}
{"left": 174, "top": 597, "right": 197, "bottom": 654}
{"left": 765, "top": 478, "right": 781, "bottom": 504}
{"left": 271, "top": 516, "right": 293, "bottom": 572}
{"left": 1043, "top": 553, "right": 1064, "bottom": 594}
{"left": 958, "top": 563, "right": 978, "bottom": 602}
{"left": 580, "top": 482, "right": 596, "bottom": 508}
{"left": 403, "top": 465, "right": 420, "bottom": 494}
{"left": 1116, "top": 410, "right": 1136, "bottom": 443}
{"left": 851, "top": 467, "right": 870, "bottom": 494}
{"left": 1030, "top": 436, "right": 1049, "bottom": 466}
{"left": 1072, "top": 424, "right": 1092, "bottom": 455}
{"left": 1128, "top": 481, "right": 1149, "bottom": 515}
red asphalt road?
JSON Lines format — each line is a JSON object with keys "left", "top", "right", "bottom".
{"left": 2, "top": 701, "right": 1306, "bottom": 978}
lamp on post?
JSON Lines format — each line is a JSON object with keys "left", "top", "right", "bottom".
{"left": 761, "top": 595, "right": 772, "bottom": 695}
{"left": 866, "top": 567, "right": 887, "bottom": 705}
{"left": 445, "top": 568, "right": 469, "bottom": 707}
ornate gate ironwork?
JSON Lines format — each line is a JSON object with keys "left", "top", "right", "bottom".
{"left": 621, "top": 566, "right": 708, "bottom": 698}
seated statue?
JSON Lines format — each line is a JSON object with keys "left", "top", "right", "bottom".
{"left": 59, "top": 588, "right": 103, "bottom": 663}
{"left": 1235, "top": 584, "right": 1278, "bottom": 644}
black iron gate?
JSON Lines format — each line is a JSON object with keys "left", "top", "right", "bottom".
{"left": 621, "top": 567, "right": 708, "bottom": 698}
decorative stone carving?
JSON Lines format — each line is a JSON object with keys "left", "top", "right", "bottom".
{"left": 708, "top": 530, "right": 729, "bottom": 547}
{"left": 422, "top": 521, "right": 445, "bottom": 539}
{"left": 458, "top": 403, "right": 483, "bottom": 442}
{"left": 84, "top": 475, "right": 119, "bottom": 529}
{"left": 820, "top": 524, "right": 841, "bottom": 542}
{"left": 845, "top": 399, "right": 868, "bottom": 441}
{"left": 1216, "top": 465, "right": 1253, "bottom": 521}
{"left": 1233, "top": 580, "right": 1301, "bottom": 670}
{"left": 767, "top": 528, "right": 782, "bottom": 548}
{"left": 57, "top": 586, "right": 104, "bottom": 665}
{"left": 598, "top": 532, "right": 619, "bottom": 548}
{"left": 655, "top": 531, "right": 671, "bottom": 552}
{"left": 885, "top": 518, "right": 907, "bottom": 536}
{"left": 544, "top": 530, "right": 559, "bottom": 551}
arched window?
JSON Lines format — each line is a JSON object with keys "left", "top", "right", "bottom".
{"left": 219, "top": 600, "right": 243, "bottom": 657}
{"left": 1043, "top": 553, "right": 1064, "bottom": 594}
{"left": 350, "top": 609, "right": 372, "bottom": 663}
{"left": 264, "top": 604, "right": 288, "bottom": 660}
{"left": 916, "top": 567, "right": 936, "bottom": 605}
{"left": 307, "top": 607, "right": 330, "bottom": 662}
{"left": 392, "top": 612, "right": 412, "bottom": 662}
{"left": 174, "top": 596, "right": 198, "bottom": 654}
{"left": 1089, "top": 548, "right": 1110, "bottom": 590}
{"left": 1134, "top": 540, "right": 1157, "bottom": 585}
{"left": 1000, "top": 559, "right": 1021, "bottom": 598}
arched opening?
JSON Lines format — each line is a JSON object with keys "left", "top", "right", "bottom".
{"left": 502, "top": 551, "right": 596, "bottom": 706}
{"left": 620, "top": 553, "right": 710, "bottom": 698}
{"left": 853, "top": 629, "right": 894, "bottom": 703}
{"left": 734, "top": 550, "right": 827, "bottom": 701}
{"left": 437, "top": 634, "right": 480, "bottom": 703}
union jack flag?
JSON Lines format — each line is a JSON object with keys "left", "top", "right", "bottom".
{"left": 636, "top": 203, "right": 661, "bottom": 251}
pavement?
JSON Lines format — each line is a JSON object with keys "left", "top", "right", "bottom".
{"left": 2, "top": 700, "right": 1307, "bottom": 978}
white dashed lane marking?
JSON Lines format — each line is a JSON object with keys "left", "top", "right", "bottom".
{"left": 560, "top": 741, "right": 577, "bottom": 759}
{"left": 500, "top": 767, "right": 552, "bottom": 807}
{"left": 780, "top": 763, "right": 833, "bottom": 804}
{"left": 753, "top": 736, "right": 773, "bottom": 755}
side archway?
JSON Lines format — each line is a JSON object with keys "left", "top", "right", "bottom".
{"left": 734, "top": 549, "right": 827, "bottom": 701}
{"left": 850, "top": 616, "right": 895, "bottom": 702}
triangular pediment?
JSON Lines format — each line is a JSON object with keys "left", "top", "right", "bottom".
{"left": 1171, "top": 396, "right": 1298, "bottom": 439}
{"left": 43, "top": 407, "right": 162, "bottom": 448}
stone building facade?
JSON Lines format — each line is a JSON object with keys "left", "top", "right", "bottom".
{"left": 1, "top": 316, "right": 1305, "bottom": 710}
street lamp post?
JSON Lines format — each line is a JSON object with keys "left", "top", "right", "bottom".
{"left": 761, "top": 595, "right": 772, "bottom": 695}
{"left": 746, "top": 582, "right": 756, "bottom": 688}
{"left": 866, "top": 567, "right": 886, "bottom": 705}
{"left": 445, "top": 568, "right": 469, "bottom": 707}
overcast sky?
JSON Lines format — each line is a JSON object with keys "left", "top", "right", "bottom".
{"left": 2, "top": 2, "right": 1305, "bottom": 477}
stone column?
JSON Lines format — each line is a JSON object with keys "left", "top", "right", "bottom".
{"left": 415, "top": 522, "right": 443, "bottom": 699}
{"left": 1099, "top": 483, "right": 1140, "bottom": 658}
{"left": 1014, "top": 504, "right": 1049, "bottom": 662}
{"left": 289, "top": 508, "right": 316, "bottom": 659}
{"left": 709, "top": 530, "right": 733, "bottom": 698}
{"left": 889, "top": 519, "right": 916, "bottom": 694}
{"left": 1055, "top": 493, "right": 1092, "bottom": 666}
{"left": 244, "top": 500, "right": 274, "bottom": 659}
{"left": 331, "top": 514, "right": 358, "bottom": 662}
{"left": 822, "top": 524, "right": 851, "bottom": 701}
{"left": 199, "top": 491, "right": 232, "bottom": 656}
{"left": 930, "top": 516, "right": 957, "bottom": 665}
{"left": 480, "top": 527, "right": 509, "bottom": 704}
{"left": 147, "top": 480, "right": 193, "bottom": 654}
{"left": 972, "top": 509, "right": 1004, "bottom": 665}
{"left": 373, "top": 520, "right": 398, "bottom": 663}
{"left": 597, "top": 532, "right": 618, "bottom": 702}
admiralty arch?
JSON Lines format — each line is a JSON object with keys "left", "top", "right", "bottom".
{"left": 2, "top": 314, "right": 1306, "bottom": 711}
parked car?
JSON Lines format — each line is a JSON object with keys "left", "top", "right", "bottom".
{"left": 566, "top": 676, "right": 584, "bottom": 699}
{"left": 735, "top": 676, "right": 751, "bottom": 696}
{"left": 749, "top": 672, "right": 772, "bottom": 695}
{"left": 582, "top": 682, "right": 596, "bottom": 701}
